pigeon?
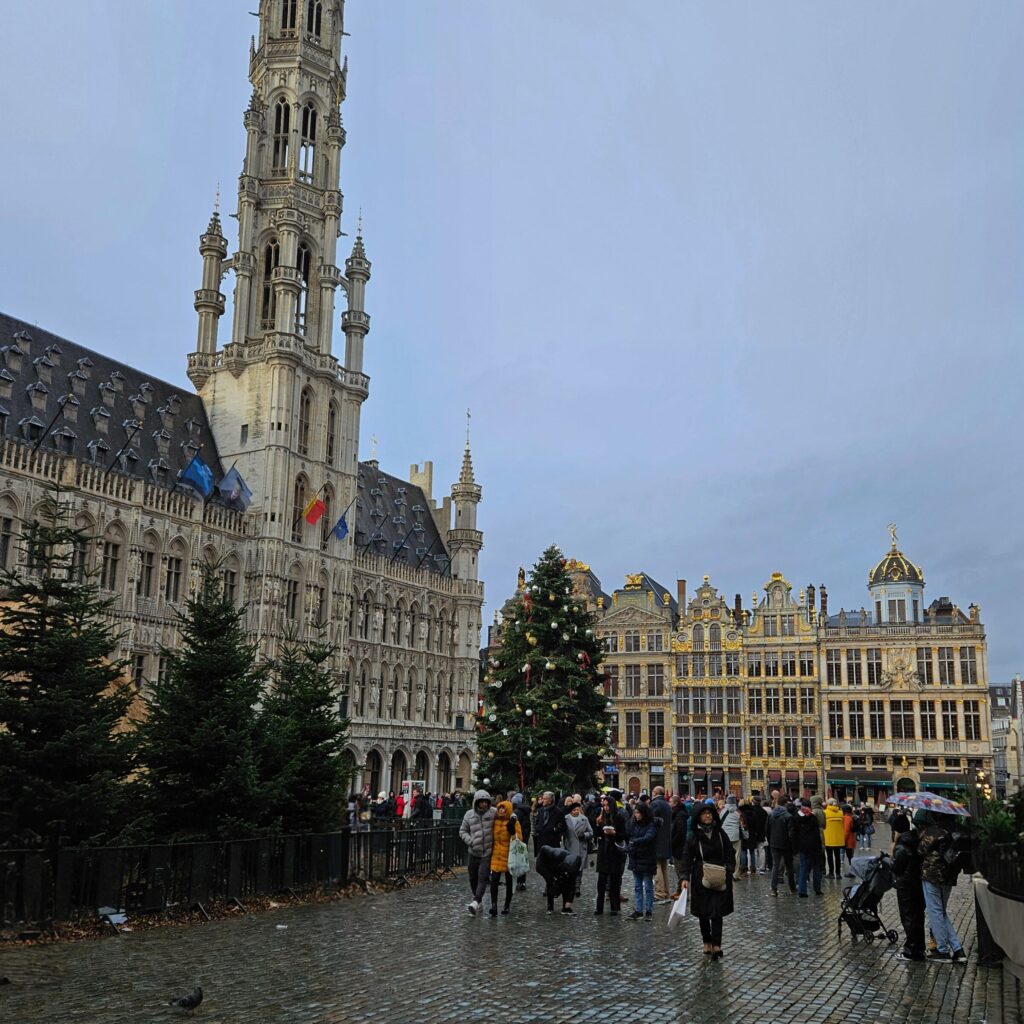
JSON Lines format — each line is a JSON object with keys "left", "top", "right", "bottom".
{"left": 168, "top": 986, "right": 203, "bottom": 1014}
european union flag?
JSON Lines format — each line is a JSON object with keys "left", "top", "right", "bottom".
{"left": 217, "top": 466, "right": 253, "bottom": 512}
{"left": 330, "top": 513, "right": 349, "bottom": 541}
{"left": 179, "top": 454, "right": 214, "bottom": 498}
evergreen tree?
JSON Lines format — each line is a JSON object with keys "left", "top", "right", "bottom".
{"left": 260, "top": 637, "right": 352, "bottom": 833}
{"left": 475, "top": 545, "right": 609, "bottom": 796}
{"left": 0, "top": 487, "right": 135, "bottom": 846}
{"left": 138, "top": 566, "right": 269, "bottom": 841}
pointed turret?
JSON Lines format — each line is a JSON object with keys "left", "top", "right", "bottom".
{"left": 449, "top": 423, "right": 482, "bottom": 582}
{"left": 189, "top": 194, "right": 228, "bottom": 385}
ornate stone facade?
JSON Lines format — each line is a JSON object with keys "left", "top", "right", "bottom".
{"left": 0, "top": 0, "right": 482, "bottom": 796}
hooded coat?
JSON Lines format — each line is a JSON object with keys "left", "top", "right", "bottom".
{"left": 680, "top": 803, "right": 735, "bottom": 919}
{"left": 626, "top": 804, "right": 659, "bottom": 875}
{"left": 824, "top": 804, "right": 845, "bottom": 847}
{"left": 793, "top": 804, "right": 823, "bottom": 855}
{"left": 459, "top": 790, "right": 497, "bottom": 858}
{"left": 490, "top": 800, "right": 523, "bottom": 873}
{"left": 535, "top": 845, "right": 582, "bottom": 885}
{"left": 719, "top": 796, "right": 741, "bottom": 842}
{"left": 593, "top": 805, "right": 628, "bottom": 874}
{"left": 767, "top": 805, "right": 794, "bottom": 850}
{"left": 562, "top": 809, "right": 594, "bottom": 867}
{"left": 533, "top": 800, "right": 565, "bottom": 852}
{"left": 650, "top": 795, "right": 673, "bottom": 859}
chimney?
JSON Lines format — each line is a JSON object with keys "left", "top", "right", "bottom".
{"left": 677, "top": 579, "right": 687, "bottom": 610}
{"left": 807, "top": 583, "right": 815, "bottom": 613}
{"left": 734, "top": 593, "right": 742, "bottom": 624}
{"left": 820, "top": 585, "right": 828, "bottom": 618}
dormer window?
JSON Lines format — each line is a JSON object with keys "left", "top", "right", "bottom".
{"left": 184, "top": 417, "right": 201, "bottom": 439}
{"left": 50, "top": 426, "right": 76, "bottom": 455}
{"left": 118, "top": 448, "right": 139, "bottom": 472}
{"left": 91, "top": 406, "right": 111, "bottom": 433}
{"left": 412, "top": 504, "right": 426, "bottom": 513}
{"left": 148, "top": 458, "right": 170, "bottom": 484}
{"left": 76, "top": 357, "right": 93, "bottom": 378}
{"left": 33, "top": 356, "right": 54, "bottom": 384}
{"left": 26, "top": 380, "right": 48, "bottom": 411}
{"left": 87, "top": 438, "right": 110, "bottom": 463}
{"left": 392, "top": 515, "right": 406, "bottom": 526}
{"left": 67, "top": 369, "right": 88, "bottom": 397}
{"left": 180, "top": 440, "right": 200, "bottom": 461}
{"left": 129, "top": 395, "right": 147, "bottom": 420}
{"left": 152, "top": 429, "right": 171, "bottom": 456}
{"left": 0, "top": 369, "right": 14, "bottom": 401}
{"left": 138, "top": 382, "right": 153, "bottom": 400}
{"left": 0, "top": 405, "right": 8, "bottom": 435}
{"left": 371, "top": 506, "right": 384, "bottom": 519}
{"left": 370, "top": 487, "right": 383, "bottom": 497}
{"left": 44, "top": 344, "right": 62, "bottom": 366}
{"left": 60, "top": 395, "right": 80, "bottom": 424}
{"left": 110, "top": 371, "right": 125, "bottom": 393}
{"left": 0, "top": 346, "right": 23, "bottom": 374}
{"left": 18, "top": 416, "right": 44, "bottom": 442}
{"left": 393, "top": 495, "right": 407, "bottom": 507}
{"left": 99, "top": 382, "right": 117, "bottom": 408}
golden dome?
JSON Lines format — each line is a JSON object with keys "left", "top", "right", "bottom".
{"left": 869, "top": 543, "right": 924, "bottom": 586}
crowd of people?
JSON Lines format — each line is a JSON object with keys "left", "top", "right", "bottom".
{"left": 345, "top": 788, "right": 468, "bottom": 829}
{"left": 457, "top": 785, "right": 971, "bottom": 964}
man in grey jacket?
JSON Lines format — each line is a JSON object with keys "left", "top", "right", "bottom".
{"left": 459, "top": 789, "right": 496, "bottom": 915}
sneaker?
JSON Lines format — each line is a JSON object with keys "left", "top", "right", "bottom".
{"left": 546, "top": 909, "right": 553, "bottom": 915}
{"left": 951, "top": 949, "right": 967, "bottom": 964}
{"left": 627, "top": 911, "right": 644, "bottom": 921}
{"left": 770, "top": 889, "right": 778, "bottom": 897}
{"left": 644, "top": 911, "right": 653, "bottom": 920}
{"left": 561, "top": 907, "right": 574, "bottom": 915}
{"left": 896, "top": 952, "right": 924, "bottom": 962}
{"left": 758, "top": 869, "right": 767, "bottom": 875}
{"left": 927, "top": 951, "right": 952, "bottom": 964}
{"left": 466, "top": 900, "right": 479, "bottom": 916}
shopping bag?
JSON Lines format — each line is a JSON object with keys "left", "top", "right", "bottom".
{"left": 507, "top": 838, "right": 529, "bottom": 878}
{"left": 667, "top": 887, "right": 688, "bottom": 928}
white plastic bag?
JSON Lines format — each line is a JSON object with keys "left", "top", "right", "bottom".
{"left": 507, "top": 838, "right": 529, "bottom": 878}
{"left": 667, "top": 887, "right": 688, "bottom": 928}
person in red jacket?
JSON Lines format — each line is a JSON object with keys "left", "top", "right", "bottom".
{"left": 395, "top": 793, "right": 406, "bottom": 819}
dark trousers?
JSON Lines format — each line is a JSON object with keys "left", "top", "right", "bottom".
{"left": 544, "top": 873, "right": 575, "bottom": 911}
{"left": 770, "top": 847, "right": 796, "bottom": 891}
{"left": 799, "top": 851, "right": 823, "bottom": 895}
{"left": 698, "top": 916, "right": 723, "bottom": 946}
{"left": 764, "top": 844, "right": 774, "bottom": 870}
{"left": 897, "top": 885, "right": 926, "bottom": 958}
{"left": 596, "top": 868, "right": 624, "bottom": 913}
{"left": 467, "top": 854, "right": 489, "bottom": 902}
{"left": 489, "top": 870, "right": 513, "bottom": 910}
{"left": 825, "top": 846, "right": 844, "bottom": 876}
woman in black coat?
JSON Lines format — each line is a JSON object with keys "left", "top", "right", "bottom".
{"left": 535, "top": 845, "right": 582, "bottom": 915}
{"left": 593, "top": 795, "right": 627, "bottom": 915}
{"left": 679, "top": 802, "right": 735, "bottom": 958}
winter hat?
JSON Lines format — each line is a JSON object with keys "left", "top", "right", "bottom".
{"left": 725, "top": 794, "right": 738, "bottom": 805}
{"left": 704, "top": 797, "right": 716, "bottom": 806}
{"left": 378, "top": 792, "right": 387, "bottom": 800}
{"left": 827, "top": 798, "right": 838, "bottom": 806}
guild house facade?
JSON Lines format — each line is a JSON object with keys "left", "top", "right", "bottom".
{"left": 0, "top": 0, "right": 483, "bottom": 795}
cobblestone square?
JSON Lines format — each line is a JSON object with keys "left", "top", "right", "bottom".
{"left": 0, "top": 869, "right": 1019, "bottom": 1023}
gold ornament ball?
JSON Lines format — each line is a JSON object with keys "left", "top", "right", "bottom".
{"left": 551, "top": 702, "right": 559, "bottom": 710}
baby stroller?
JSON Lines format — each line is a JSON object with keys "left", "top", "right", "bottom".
{"left": 837, "top": 853, "right": 899, "bottom": 944}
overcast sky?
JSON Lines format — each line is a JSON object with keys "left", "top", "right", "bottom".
{"left": 1, "top": 2, "right": 1022, "bottom": 679}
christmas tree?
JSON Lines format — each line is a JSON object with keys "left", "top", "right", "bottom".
{"left": 0, "top": 487, "right": 136, "bottom": 846}
{"left": 138, "top": 566, "right": 270, "bottom": 841}
{"left": 475, "top": 545, "right": 609, "bottom": 796}
{"left": 260, "top": 637, "right": 352, "bottom": 834}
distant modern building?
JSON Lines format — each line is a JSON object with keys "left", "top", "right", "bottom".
{"left": 991, "top": 676, "right": 1022, "bottom": 797}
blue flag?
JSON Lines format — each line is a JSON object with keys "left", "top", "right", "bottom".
{"left": 179, "top": 454, "right": 214, "bottom": 498}
{"left": 217, "top": 466, "right": 253, "bottom": 512}
{"left": 331, "top": 513, "right": 349, "bottom": 541}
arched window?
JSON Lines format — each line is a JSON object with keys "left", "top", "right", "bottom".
{"left": 297, "top": 387, "right": 313, "bottom": 455}
{"left": 272, "top": 97, "right": 291, "bottom": 170}
{"left": 692, "top": 624, "right": 705, "bottom": 650}
{"left": 281, "top": 0, "right": 297, "bottom": 32}
{"left": 295, "top": 242, "right": 312, "bottom": 333}
{"left": 326, "top": 400, "right": 338, "bottom": 466}
{"left": 320, "top": 484, "right": 333, "bottom": 549}
{"left": 260, "top": 238, "right": 280, "bottom": 327}
{"left": 709, "top": 624, "right": 721, "bottom": 649}
{"left": 305, "top": 0, "right": 322, "bottom": 37}
{"left": 292, "top": 475, "right": 307, "bottom": 543}
{"left": 298, "top": 102, "right": 317, "bottom": 182}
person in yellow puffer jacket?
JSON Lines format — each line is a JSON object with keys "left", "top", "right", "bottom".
{"left": 823, "top": 798, "right": 846, "bottom": 878}
{"left": 488, "top": 800, "right": 523, "bottom": 917}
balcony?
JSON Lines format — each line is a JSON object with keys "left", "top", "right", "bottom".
{"left": 850, "top": 739, "right": 866, "bottom": 751}
{"left": 618, "top": 747, "right": 672, "bottom": 763}
{"left": 892, "top": 739, "right": 917, "bottom": 753}
{"left": 944, "top": 740, "right": 963, "bottom": 754}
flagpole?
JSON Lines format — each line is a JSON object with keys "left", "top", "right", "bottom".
{"left": 415, "top": 533, "right": 441, "bottom": 569}
{"left": 291, "top": 480, "right": 328, "bottom": 533}
{"left": 32, "top": 391, "right": 74, "bottom": 453}
{"left": 389, "top": 521, "right": 419, "bottom": 563}
{"left": 103, "top": 421, "right": 143, "bottom": 479}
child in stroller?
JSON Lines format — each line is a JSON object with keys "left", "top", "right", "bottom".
{"left": 838, "top": 852, "right": 899, "bottom": 944}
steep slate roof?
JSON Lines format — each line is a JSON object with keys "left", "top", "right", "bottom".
{"left": 618, "top": 571, "right": 678, "bottom": 613}
{"left": 354, "top": 461, "right": 450, "bottom": 575}
{"left": 0, "top": 313, "right": 223, "bottom": 488}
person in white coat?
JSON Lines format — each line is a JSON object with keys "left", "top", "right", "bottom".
{"left": 562, "top": 801, "right": 594, "bottom": 898}
{"left": 719, "top": 794, "right": 743, "bottom": 880}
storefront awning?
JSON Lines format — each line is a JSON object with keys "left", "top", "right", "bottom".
{"left": 803, "top": 772, "right": 818, "bottom": 785}
{"left": 828, "top": 779, "right": 858, "bottom": 785}
{"left": 785, "top": 770, "right": 799, "bottom": 782}
{"left": 854, "top": 774, "right": 892, "bottom": 784}
{"left": 767, "top": 770, "right": 782, "bottom": 784}
{"left": 710, "top": 772, "right": 725, "bottom": 787}
{"left": 691, "top": 770, "right": 707, "bottom": 783}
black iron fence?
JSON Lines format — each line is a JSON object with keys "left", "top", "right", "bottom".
{"left": 975, "top": 840, "right": 1024, "bottom": 903}
{"left": 1, "top": 823, "right": 465, "bottom": 927}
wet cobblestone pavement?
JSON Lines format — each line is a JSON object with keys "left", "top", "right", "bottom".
{"left": 0, "top": 868, "right": 1019, "bottom": 1023}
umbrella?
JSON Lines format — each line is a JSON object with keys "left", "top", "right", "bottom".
{"left": 886, "top": 791, "right": 971, "bottom": 818}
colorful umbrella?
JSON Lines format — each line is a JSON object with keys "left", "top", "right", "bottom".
{"left": 886, "top": 791, "right": 971, "bottom": 818}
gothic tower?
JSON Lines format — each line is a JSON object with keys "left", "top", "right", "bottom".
{"left": 186, "top": 0, "right": 366, "bottom": 656}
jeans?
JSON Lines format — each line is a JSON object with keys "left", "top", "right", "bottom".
{"left": 740, "top": 846, "right": 759, "bottom": 873}
{"left": 596, "top": 868, "right": 624, "bottom": 913}
{"left": 467, "top": 854, "right": 489, "bottom": 903}
{"left": 858, "top": 828, "right": 873, "bottom": 849}
{"left": 798, "top": 851, "right": 823, "bottom": 895}
{"left": 922, "top": 881, "right": 962, "bottom": 954}
{"left": 770, "top": 847, "right": 796, "bottom": 891}
{"left": 633, "top": 872, "right": 654, "bottom": 913}
{"left": 825, "top": 846, "right": 844, "bottom": 876}
{"left": 698, "top": 915, "right": 723, "bottom": 946}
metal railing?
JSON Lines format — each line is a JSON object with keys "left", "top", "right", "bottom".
{"left": 975, "top": 840, "right": 1024, "bottom": 903}
{"left": 0, "top": 823, "right": 465, "bottom": 927}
